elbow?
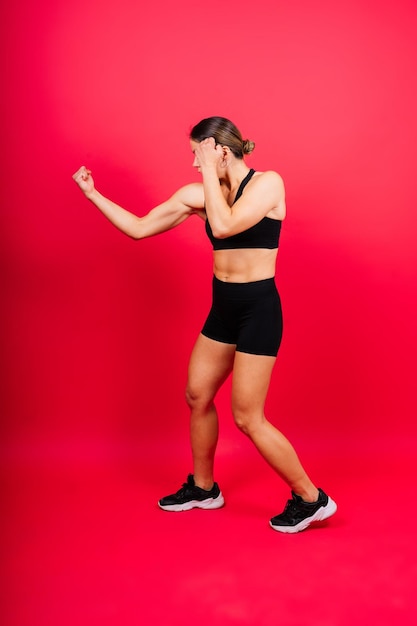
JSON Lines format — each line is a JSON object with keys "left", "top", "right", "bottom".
{"left": 128, "top": 215, "right": 147, "bottom": 240}
{"left": 129, "top": 222, "right": 147, "bottom": 240}
{"left": 211, "top": 225, "right": 231, "bottom": 239}
{"left": 130, "top": 231, "right": 146, "bottom": 241}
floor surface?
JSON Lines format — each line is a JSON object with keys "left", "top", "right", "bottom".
{"left": 1, "top": 435, "right": 416, "bottom": 625}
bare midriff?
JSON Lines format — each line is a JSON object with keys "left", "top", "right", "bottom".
{"left": 212, "top": 248, "right": 278, "bottom": 283}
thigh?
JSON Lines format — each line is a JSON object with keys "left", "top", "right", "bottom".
{"left": 232, "top": 351, "right": 276, "bottom": 417}
{"left": 237, "top": 286, "right": 283, "bottom": 357}
{"left": 187, "top": 333, "right": 236, "bottom": 401}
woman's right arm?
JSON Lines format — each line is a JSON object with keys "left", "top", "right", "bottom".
{"left": 72, "top": 166, "right": 204, "bottom": 239}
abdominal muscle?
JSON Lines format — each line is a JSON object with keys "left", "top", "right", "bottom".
{"left": 212, "top": 248, "right": 278, "bottom": 283}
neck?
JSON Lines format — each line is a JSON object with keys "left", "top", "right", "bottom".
{"left": 219, "top": 160, "right": 251, "bottom": 191}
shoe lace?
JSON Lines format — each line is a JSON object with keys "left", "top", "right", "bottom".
{"left": 280, "top": 495, "right": 303, "bottom": 521}
{"left": 283, "top": 498, "right": 299, "bottom": 515}
{"left": 176, "top": 477, "right": 196, "bottom": 498}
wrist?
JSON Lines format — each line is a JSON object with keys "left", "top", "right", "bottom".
{"left": 85, "top": 187, "right": 98, "bottom": 201}
{"left": 201, "top": 164, "right": 219, "bottom": 180}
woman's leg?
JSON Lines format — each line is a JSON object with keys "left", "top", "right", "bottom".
{"left": 231, "top": 351, "right": 318, "bottom": 502}
{"left": 186, "top": 333, "right": 236, "bottom": 490}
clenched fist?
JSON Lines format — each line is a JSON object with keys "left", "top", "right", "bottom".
{"left": 72, "top": 166, "right": 95, "bottom": 196}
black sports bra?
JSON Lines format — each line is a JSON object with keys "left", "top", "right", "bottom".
{"left": 205, "top": 169, "right": 282, "bottom": 250}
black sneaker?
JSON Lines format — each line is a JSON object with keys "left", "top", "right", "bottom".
{"left": 158, "top": 474, "right": 225, "bottom": 512}
{"left": 270, "top": 488, "right": 337, "bottom": 533}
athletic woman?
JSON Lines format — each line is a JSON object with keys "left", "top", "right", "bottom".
{"left": 73, "top": 116, "right": 337, "bottom": 533}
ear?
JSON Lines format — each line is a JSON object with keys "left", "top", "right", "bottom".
{"left": 220, "top": 146, "right": 230, "bottom": 169}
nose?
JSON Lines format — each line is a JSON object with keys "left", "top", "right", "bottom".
{"left": 192, "top": 155, "right": 200, "bottom": 168}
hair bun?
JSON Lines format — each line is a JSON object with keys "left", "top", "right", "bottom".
{"left": 242, "top": 139, "right": 255, "bottom": 155}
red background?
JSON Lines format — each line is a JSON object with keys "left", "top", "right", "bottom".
{"left": 2, "top": 0, "right": 416, "bottom": 448}
{"left": 1, "top": 1, "right": 417, "bottom": 624}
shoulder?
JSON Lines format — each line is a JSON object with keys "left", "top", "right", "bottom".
{"left": 248, "top": 170, "right": 285, "bottom": 202}
{"left": 249, "top": 170, "right": 286, "bottom": 220}
{"left": 171, "top": 182, "right": 205, "bottom": 211}
{"left": 253, "top": 170, "right": 285, "bottom": 191}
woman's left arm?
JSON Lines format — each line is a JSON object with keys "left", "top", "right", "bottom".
{"left": 196, "top": 139, "right": 285, "bottom": 239}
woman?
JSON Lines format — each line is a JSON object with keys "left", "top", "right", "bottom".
{"left": 73, "top": 116, "right": 337, "bottom": 533}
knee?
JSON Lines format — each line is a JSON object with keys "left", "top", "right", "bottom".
{"left": 185, "top": 384, "right": 197, "bottom": 409}
{"left": 185, "top": 383, "right": 213, "bottom": 412}
{"left": 232, "top": 406, "right": 260, "bottom": 437}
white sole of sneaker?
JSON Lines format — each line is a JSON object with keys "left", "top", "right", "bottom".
{"left": 269, "top": 497, "right": 338, "bottom": 534}
{"left": 158, "top": 493, "right": 225, "bottom": 512}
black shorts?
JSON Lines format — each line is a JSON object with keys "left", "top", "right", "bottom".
{"left": 201, "top": 276, "right": 283, "bottom": 357}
